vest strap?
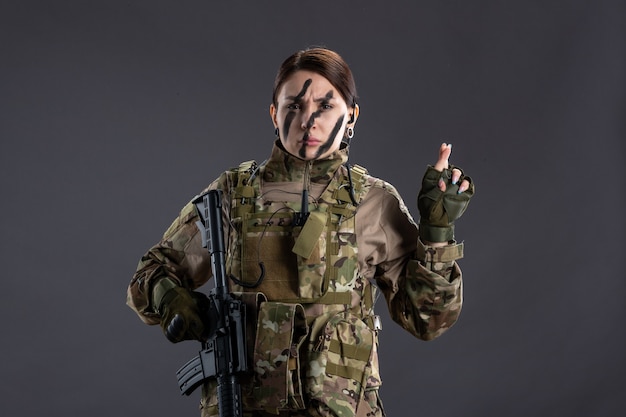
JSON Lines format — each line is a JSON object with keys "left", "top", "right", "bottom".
{"left": 232, "top": 160, "right": 257, "bottom": 218}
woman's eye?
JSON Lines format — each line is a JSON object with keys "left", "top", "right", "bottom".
{"left": 321, "top": 104, "right": 332, "bottom": 110}
{"left": 287, "top": 103, "right": 300, "bottom": 110}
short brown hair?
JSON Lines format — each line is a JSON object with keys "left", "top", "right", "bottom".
{"left": 272, "top": 47, "right": 358, "bottom": 108}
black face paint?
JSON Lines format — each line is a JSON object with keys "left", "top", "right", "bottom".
{"left": 298, "top": 90, "right": 336, "bottom": 159}
{"left": 307, "top": 91, "right": 333, "bottom": 128}
{"left": 313, "top": 114, "right": 345, "bottom": 159}
{"left": 283, "top": 79, "right": 312, "bottom": 140}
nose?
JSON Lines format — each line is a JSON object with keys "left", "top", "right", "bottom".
{"left": 300, "top": 114, "right": 309, "bottom": 131}
{"left": 300, "top": 107, "right": 315, "bottom": 130}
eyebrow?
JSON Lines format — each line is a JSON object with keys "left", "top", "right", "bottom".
{"left": 285, "top": 79, "right": 312, "bottom": 102}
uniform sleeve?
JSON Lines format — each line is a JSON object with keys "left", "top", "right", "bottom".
{"left": 358, "top": 181, "right": 464, "bottom": 341}
{"left": 399, "top": 239, "right": 463, "bottom": 341}
{"left": 126, "top": 171, "right": 238, "bottom": 324}
{"left": 125, "top": 199, "right": 213, "bottom": 324}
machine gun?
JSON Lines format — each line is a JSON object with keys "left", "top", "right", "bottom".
{"left": 175, "top": 189, "right": 248, "bottom": 417}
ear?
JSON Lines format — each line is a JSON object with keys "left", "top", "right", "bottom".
{"left": 348, "top": 104, "right": 360, "bottom": 126}
{"left": 269, "top": 103, "right": 278, "bottom": 128}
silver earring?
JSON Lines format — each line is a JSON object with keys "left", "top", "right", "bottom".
{"left": 274, "top": 127, "right": 280, "bottom": 137}
{"left": 346, "top": 126, "right": 354, "bottom": 139}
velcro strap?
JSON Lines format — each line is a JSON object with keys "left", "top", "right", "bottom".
{"left": 416, "top": 240, "right": 464, "bottom": 263}
{"left": 151, "top": 277, "right": 178, "bottom": 312}
{"left": 236, "top": 185, "right": 256, "bottom": 199}
{"left": 325, "top": 362, "right": 365, "bottom": 382}
{"left": 314, "top": 291, "right": 351, "bottom": 305}
{"left": 329, "top": 339, "right": 371, "bottom": 361}
{"left": 329, "top": 204, "right": 356, "bottom": 218}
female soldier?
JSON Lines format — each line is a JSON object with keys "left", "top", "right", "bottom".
{"left": 127, "top": 47, "right": 474, "bottom": 417}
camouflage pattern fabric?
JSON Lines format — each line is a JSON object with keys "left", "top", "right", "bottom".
{"left": 223, "top": 148, "right": 369, "bottom": 305}
{"left": 200, "top": 306, "right": 384, "bottom": 417}
{"left": 304, "top": 311, "right": 376, "bottom": 416}
{"left": 128, "top": 141, "right": 466, "bottom": 417}
{"left": 251, "top": 302, "right": 308, "bottom": 411}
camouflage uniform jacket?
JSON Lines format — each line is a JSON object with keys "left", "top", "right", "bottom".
{"left": 127, "top": 141, "right": 464, "bottom": 416}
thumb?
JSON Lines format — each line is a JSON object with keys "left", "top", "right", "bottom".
{"left": 433, "top": 143, "right": 451, "bottom": 172}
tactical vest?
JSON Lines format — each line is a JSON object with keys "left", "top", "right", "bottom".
{"left": 225, "top": 159, "right": 373, "bottom": 310}
{"left": 201, "top": 160, "right": 382, "bottom": 416}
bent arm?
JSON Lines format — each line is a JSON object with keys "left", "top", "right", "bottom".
{"left": 360, "top": 183, "right": 464, "bottom": 341}
{"left": 126, "top": 200, "right": 211, "bottom": 325}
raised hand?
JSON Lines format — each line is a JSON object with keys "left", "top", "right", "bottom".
{"left": 417, "top": 143, "right": 475, "bottom": 243}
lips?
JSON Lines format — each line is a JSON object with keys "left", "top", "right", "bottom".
{"left": 302, "top": 134, "right": 321, "bottom": 146}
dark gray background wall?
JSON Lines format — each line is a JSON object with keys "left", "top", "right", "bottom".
{"left": 1, "top": 1, "right": 624, "bottom": 416}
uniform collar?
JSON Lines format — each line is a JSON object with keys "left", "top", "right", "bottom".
{"left": 263, "top": 140, "right": 349, "bottom": 184}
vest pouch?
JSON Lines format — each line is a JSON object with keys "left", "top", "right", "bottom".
{"left": 251, "top": 301, "right": 309, "bottom": 412}
{"left": 232, "top": 211, "right": 328, "bottom": 302}
{"left": 305, "top": 311, "right": 375, "bottom": 416}
{"left": 291, "top": 210, "right": 328, "bottom": 299}
{"left": 234, "top": 212, "right": 301, "bottom": 299}
{"left": 292, "top": 211, "right": 326, "bottom": 259}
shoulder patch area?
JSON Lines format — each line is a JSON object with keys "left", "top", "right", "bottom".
{"left": 162, "top": 200, "right": 196, "bottom": 238}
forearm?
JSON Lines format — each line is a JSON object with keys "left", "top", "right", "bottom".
{"left": 384, "top": 240, "right": 464, "bottom": 340}
{"left": 126, "top": 247, "right": 186, "bottom": 324}
{"left": 126, "top": 201, "right": 211, "bottom": 324}
{"left": 416, "top": 238, "right": 463, "bottom": 280}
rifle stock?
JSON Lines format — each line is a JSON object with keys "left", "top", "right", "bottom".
{"left": 176, "top": 189, "right": 247, "bottom": 417}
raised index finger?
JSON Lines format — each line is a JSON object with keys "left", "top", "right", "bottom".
{"left": 433, "top": 143, "right": 451, "bottom": 172}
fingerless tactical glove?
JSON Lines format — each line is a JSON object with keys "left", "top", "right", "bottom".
{"left": 152, "top": 278, "right": 210, "bottom": 343}
{"left": 417, "top": 165, "right": 474, "bottom": 242}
